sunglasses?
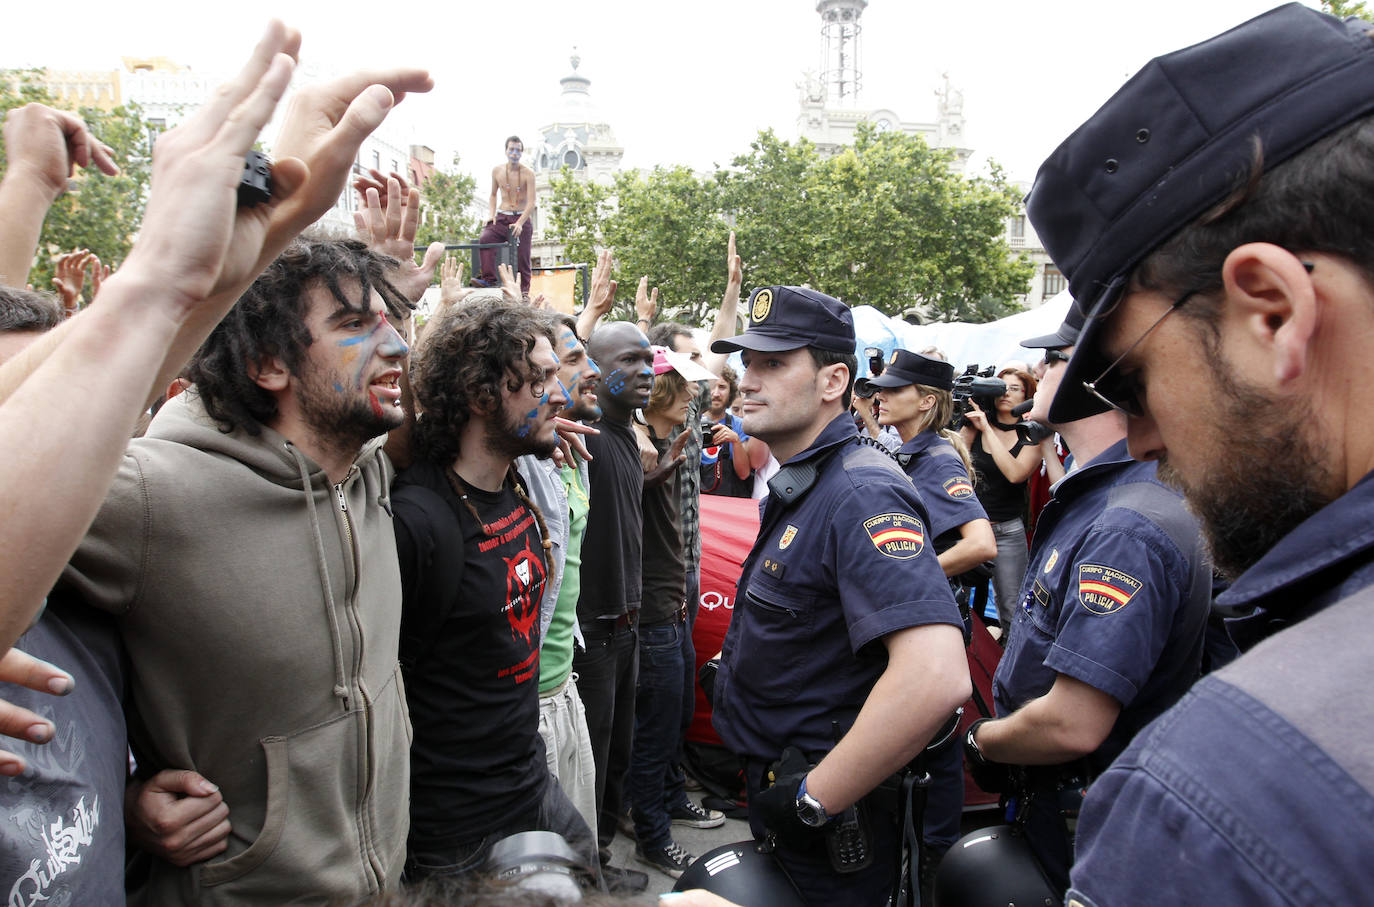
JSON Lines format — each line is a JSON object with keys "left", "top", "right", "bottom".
{"left": 1084, "top": 261, "right": 1315, "bottom": 417}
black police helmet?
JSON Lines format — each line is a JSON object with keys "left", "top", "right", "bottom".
{"left": 673, "top": 841, "right": 807, "bottom": 907}
{"left": 933, "top": 825, "right": 1058, "bottom": 907}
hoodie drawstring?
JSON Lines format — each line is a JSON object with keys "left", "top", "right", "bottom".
{"left": 289, "top": 442, "right": 352, "bottom": 708}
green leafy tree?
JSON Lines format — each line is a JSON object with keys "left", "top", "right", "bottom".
{"left": 414, "top": 153, "right": 478, "bottom": 248}
{"left": 545, "top": 166, "right": 610, "bottom": 273}
{"left": 1, "top": 72, "right": 154, "bottom": 295}
{"left": 1321, "top": 0, "right": 1370, "bottom": 19}
{"left": 721, "top": 126, "right": 1032, "bottom": 321}
{"left": 602, "top": 166, "right": 730, "bottom": 326}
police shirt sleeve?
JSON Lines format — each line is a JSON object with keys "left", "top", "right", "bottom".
{"left": 1042, "top": 526, "right": 1189, "bottom": 706}
{"left": 832, "top": 482, "right": 961, "bottom": 653}
{"left": 916, "top": 456, "right": 988, "bottom": 539}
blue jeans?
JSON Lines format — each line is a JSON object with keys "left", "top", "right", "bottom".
{"left": 628, "top": 619, "right": 687, "bottom": 850}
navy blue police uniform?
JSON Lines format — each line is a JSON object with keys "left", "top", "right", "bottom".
{"left": 859, "top": 349, "right": 989, "bottom": 869}
{"left": 990, "top": 441, "right": 1211, "bottom": 891}
{"left": 1016, "top": 7, "right": 1374, "bottom": 902}
{"left": 710, "top": 288, "right": 962, "bottom": 907}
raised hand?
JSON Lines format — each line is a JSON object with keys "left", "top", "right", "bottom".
{"left": 51, "top": 249, "right": 95, "bottom": 316}
{"left": 635, "top": 276, "right": 658, "bottom": 324}
{"left": 439, "top": 253, "right": 468, "bottom": 308}
{"left": 2, "top": 104, "right": 119, "bottom": 203}
{"left": 353, "top": 175, "right": 443, "bottom": 303}
{"left": 497, "top": 262, "right": 523, "bottom": 303}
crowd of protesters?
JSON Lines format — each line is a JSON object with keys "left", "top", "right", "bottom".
{"left": 4, "top": 5, "right": 1374, "bottom": 907}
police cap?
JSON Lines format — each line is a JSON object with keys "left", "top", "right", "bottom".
{"left": 1026, "top": 4, "right": 1374, "bottom": 422}
{"left": 711, "top": 286, "right": 855, "bottom": 355}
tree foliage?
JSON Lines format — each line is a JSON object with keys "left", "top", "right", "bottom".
{"left": 1321, "top": 0, "right": 1370, "bottom": 19}
{"left": 544, "top": 124, "right": 1031, "bottom": 326}
{"left": 414, "top": 153, "right": 479, "bottom": 248}
{"left": 721, "top": 126, "right": 1032, "bottom": 322}
{"left": 1, "top": 72, "right": 154, "bottom": 295}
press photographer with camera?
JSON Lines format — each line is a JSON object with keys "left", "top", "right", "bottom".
{"left": 959, "top": 367, "right": 1040, "bottom": 633}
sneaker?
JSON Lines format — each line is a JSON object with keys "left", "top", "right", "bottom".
{"left": 468, "top": 277, "right": 494, "bottom": 288}
{"left": 600, "top": 863, "right": 649, "bottom": 894}
{"left": 670, "top": 799, "right": 726, "bottom": 829}
{"left": 635, "top": 841, "right": 695, "bottom": 879}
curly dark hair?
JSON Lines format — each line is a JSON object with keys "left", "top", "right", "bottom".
{"left": 186, "top": 239, "right": 412, "bottom": 434}
{"left": 410, "top": 299, "right": 555, "bottom": 467}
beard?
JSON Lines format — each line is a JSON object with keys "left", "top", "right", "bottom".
{"left": 295, "top": 366, "right": 403, "bottom": 456}
{"left": 486, "top": 401, "right": 559, "bottom": 461}
{"left": 1158, "top": 371, "right": 1336, "bottom": 581}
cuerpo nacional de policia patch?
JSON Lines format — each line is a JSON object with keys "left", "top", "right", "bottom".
{"left": 942, "top": 476, "right": 974, "bottom": 499}
{"left": 751, "top": 288, "right": 773, "bottom": 323}
{"left": 1078, "top": 564, "right": 1142, "bottom": 615}
{"left": 864, "top": 513, "right": 925, "bottom": 559}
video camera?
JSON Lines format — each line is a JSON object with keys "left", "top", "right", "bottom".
{"left": 950, "top": 364, "right": 1054, "bottom": 446}
{"left": 949, "top": 365, "right": 1006, "bottom": 430}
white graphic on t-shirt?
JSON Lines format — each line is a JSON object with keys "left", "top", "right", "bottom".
{"left": 7, "top": 794, "right": 100, "bottom": 907}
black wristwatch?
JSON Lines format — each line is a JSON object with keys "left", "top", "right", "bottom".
{"left": 795, "top": 775, "right": 832, "bottom": 827}
{"left": 965, "top": 718, "right": 991, "bottom": 766}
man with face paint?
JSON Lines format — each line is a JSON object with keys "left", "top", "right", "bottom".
{"left": 391, "top": 300, "right": 601, "bottom": 884}
{"left": 575, "top": 319, "right": 657, "bottom": 891}
{"left": 530, "top": 315, "right": 603, "bottom": 839}
{"left": 56, "top": 239, "right": 419, "bottom": 903}
{"left": 475, "top": 135, "right": 536, "bottom": 295}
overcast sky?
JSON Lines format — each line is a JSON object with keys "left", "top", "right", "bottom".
{"left": 7, "top": 1, "right": 1311, "bottom": 186}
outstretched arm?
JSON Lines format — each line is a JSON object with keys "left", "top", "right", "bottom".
{"left": 576, "top": 248, "right": 616, "bottom": 340}
{"left": 701, "top": 231, "right": 741, "bottom": 376}
{"left": 0, "top": 105, "right": 118, "bottom": 287}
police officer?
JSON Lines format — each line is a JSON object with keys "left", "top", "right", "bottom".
{"left": 1020, "top": 6, "right": 1374, "bottom": 903}
{"left": 861, "top": 350, "right": 995, "bottom": 882}
{"left": 961, "top": 307, "right": 1212, "bottom": 895}
{"left": 710, "top": 286, "right": 970, "bottom": 906}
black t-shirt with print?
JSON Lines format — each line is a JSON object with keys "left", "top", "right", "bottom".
{"left": 393, "top": 459, "right": 549, "bottom": 842}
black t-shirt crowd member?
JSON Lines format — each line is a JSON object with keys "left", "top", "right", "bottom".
{"left": 393, "top": 460, "right": 549, "bottom": 842}
{"left": 578, "top": 418, "right": 645, "bottom": 621}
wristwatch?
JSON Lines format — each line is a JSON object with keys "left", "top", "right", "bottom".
{"left": 965, "top": 718, "right": 990, "bottom": 766}
{"left": 795, "top": 775, "right": 832, "bottom": 827}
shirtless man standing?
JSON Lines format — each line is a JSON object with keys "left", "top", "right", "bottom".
{"left": 475, "top": 135, "right": 536, "bottom": 295}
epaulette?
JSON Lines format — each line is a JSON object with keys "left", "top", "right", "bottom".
{"left": 852, "top": 434, "right": 900, "bottom": 462}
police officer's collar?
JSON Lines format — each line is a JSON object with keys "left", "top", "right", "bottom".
{"left": 1047, "top": 438, "right": 1134, "bottom": 499}
{"left": 1218, "top": 468, "right": 1374, "bottom": 616}
{"left": 781, "top": 413, "right": 859, "bottom": 467}
{"left": 896, "top": 430, "right": 945, "bottom": 457}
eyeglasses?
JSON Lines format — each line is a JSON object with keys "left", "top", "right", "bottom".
{"left": 1042, "top": 349, "right": 1071, "bottom": 367}
{"left": 1084, "top": 261, "right": 1315, "bottom": 417}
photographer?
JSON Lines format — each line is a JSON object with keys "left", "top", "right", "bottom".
{"left": 959, "top": 367, "right": 1040, "bottom": 633}
{"left": 700, "top": 366, "right": 768, "bottom": 498}
{"left": 862, "top": 350, "right": 995, "bottom": 885}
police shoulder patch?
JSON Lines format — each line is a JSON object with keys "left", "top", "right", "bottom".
{"left": 942, "top": 476, "right": 974, "bottom": 499}
{"left": 1077, "top": 563, "right": 1142, "bottom": 615}
{"left": 863, "top": 512, "right": 925, "bottom": 559}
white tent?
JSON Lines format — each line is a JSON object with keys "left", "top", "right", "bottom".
{"left": 852, "top": 291, "right": 1073, "bottom": 377}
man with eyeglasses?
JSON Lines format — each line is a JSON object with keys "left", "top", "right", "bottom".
{"left": 961, "top": 306, "right": 1212, "bottom": 896}
{"left": 1022, "top": 6, "right": 1374, "bottom": 904}
{"left": 390, "top": 300, "right": 599, "bottom": 883}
